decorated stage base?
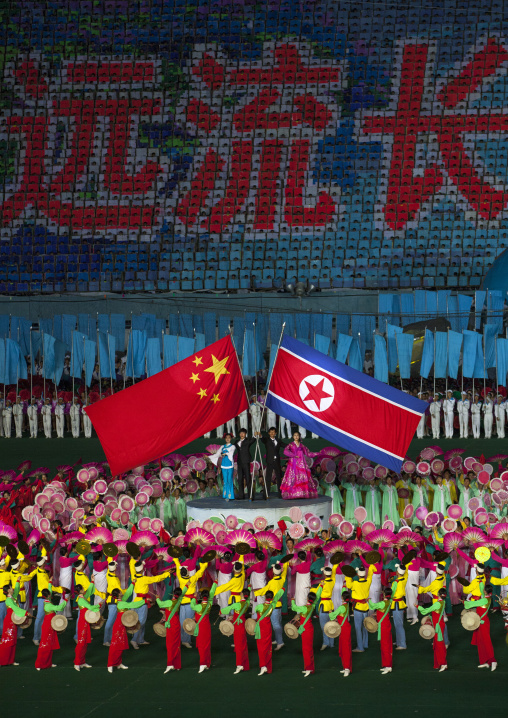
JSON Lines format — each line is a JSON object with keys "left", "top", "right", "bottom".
{"left": 186, "top": 494, "right": 332, "bottom": 529}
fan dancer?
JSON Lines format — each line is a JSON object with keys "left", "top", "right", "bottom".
{"left": 157, "top": 587, "right": 184, "bottom": 673}
{"left": 103, "top": 557, "right": 123, "bottom": 646}
{"left": 173, "top": 555, "right": 210, "bottom": 648}
{"left": 317, "top": 563, "right": 338, "bottom": 650}
{"left": 254, "top": 559, "right": 289, "bottom": 651}
{"left": 215, "top": 551, "right": 233, "bottom": 610}
{"left": 190, "top": 585, "right": 217, "bottom": 673}
{"left": 221, "top": 588, "right": 251, "bottom": 674}
{"left": 254, "top": 589, "right": 283, "bottom": 676}
{"left": 246, "top": 550, "right": 268, "bottom": 618}
{"left": 74, "top": 583, "right": 99, "bottom": 672}
{"left": 329, "top": 589, "right": 353, "bottom": 677}
{"left": 129, "top": 556, "right": 171, "bottom": 649}
{"left": 291, "top": 587, "right": 321, "bottom": 677}
{"left": 417, "top": 588, "right": 447, "bottom": 671}
{"left": 460, "top": 569, "right": 497, "bottom": 671}
{"left": 107, "top": 586, "right": 145, "bottom": 673}
{"left": 291, "top": 550, "right": 312, "bottom": 608}
{"left": 0, "top": 579, "right": 27, "bottom": 666}
{"left": 344, "top": 563, "right": 375, "bottom": 653}
{"left": 369, "top": 587, "right": 394, "bottom": 674}
{"left": 35, "top": 588, "right": 67, "bottom": 670}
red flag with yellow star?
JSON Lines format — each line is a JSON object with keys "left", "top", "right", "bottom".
{"left": 84, "top": 336, "right": 247, "bottom": 476}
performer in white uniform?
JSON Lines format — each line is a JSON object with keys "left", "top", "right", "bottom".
{"left": 429, "top": 396, "right": 441, "bottom": 439}
{"left": 495, "top": 395, "right": 506, "bottom": 439}
{"left": 249, "top": 398, "right": 262, "bottom": 435}
{"left": 83, "top": 400, "right": 93, "bottom": 438}
{"left": 13, "top": 397, "right": 23, "bottom": 438}
{"left": 279, "top": 415, "right": 292, "bottom": 439}
{"left": 416, "top": 392, "right": 427, "bottom": 438}
{"left": 471, "top": 395, "right": 482, "bottom": 438}
{"left": 457, "top": 391, "right": 470, "bottom": 439}
{"left": 2, "top": 399, "right": 13, "bottom": 438}
{"left": 443, "top": 390, "right": 455, "bottom": 439}
{"left": 27, "top": 397, "right": 38, "bottom": 438}
{"left": 55, "top": 397, "right": 65, "bottom": 438}
{"left": 41, "top": 397, "right": 52, "bottom": 438}
{"left": 70, "top": 398, "right": 81, "bottom": 438}
{"left": 483, "top": 394, "right": 494, "bottom": 438}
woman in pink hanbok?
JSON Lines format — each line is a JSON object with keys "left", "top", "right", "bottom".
{"left": 280, "top": 432, "right": 319, "bottom": 500}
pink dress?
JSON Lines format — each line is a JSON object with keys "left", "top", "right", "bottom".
{"left": 280, "top": 443, "right": 318, "bottom": 500}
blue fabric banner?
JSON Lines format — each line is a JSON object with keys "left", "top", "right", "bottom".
{"left": 178, "top": 336, "right": 195, "bottom": 362}
{"left": 315, "top": 334, "right": 330, "bottom": 355}
{"left": 348, "top": 337, "right": 363, "bottom": 372}
{"left": 374, "top": 334, "right": 388, "bottom": 383}
{"left": 242, "top": 326, "right": 256, "bottom": 375}
{"left": 400, "top": 293, "right": 414, "bottom": 326}
{"left": 145, "top": 337, "right": 162, "bottom": 378}
{"left": 218, "top": 316, "right": 230, "bottom": 339}
{"left": 78, "top": 314, "right": 91, "bottom": 337}
{"left": 42, "top": 333, "right": 56, "bottom": 379}
{"left": 475, "top": 290, "right": 486, "bottom": 328}
{"left": 98, "top": 314, "right": 110, "bottom": 335}
{"left": 179, "top": 313, "right": 193, "bottom": 338}
{"left": 414, "top": 290, "right": 426, "bottom": 322}
{"left": 192, "top": 315, "right": 204, "bottom": 334}
{"left": 61, "top": 314, "right": 76, "bottom": 348}
{"left": 484, "top": 323, "right": 498, "bottom": 369}
{"left": 83, "top": 339, "right": 96, "bottom": 387}
{"left": 396, "top": 332, "right": 414, "bottom": 379}
{"left": 126, "top": 330, "right": 147, "bottom": 378}
{"left": 0, "top": 339, "right": 4, "bottom": 384}
{"left": 269, "top": 312, "right": 283, "bottom": 344}
{"left": 169, "top": 314, "right": 179, "bottom": 336}
{"left": 0, "top": 315, "right": 9, "bottom": 339}
{"left": 5, "top": 339, "right": 26, "bottom": 383}
{"left": 234, "top": 317, "right": 245, "bottom": 355}
{"left": 420, "top": 329, "right": 434, "bottom": 379}
{"left": 255, "top": 314, "right": 268, "bottom": 370}
{"left": 39, "top": 318, "right": 52, "bottom": 337}
{"left": 446, "top": 295, "right": 459, "bottom": 333}
{"left": 473, "top": 332, "right": 486, "bottom": 378}
{"left": 463, "top": 330, "right": 477, "bottom": 378}
{"left": 11, "top": 317, "right": 31, "bottom": 355}
{"left": 70, "top": 331, "right": 86, "bottom": 378}
{"left": 386, "top": 324, "right": 402, "bottom": 373}
{"left": 110, "top": 314, "right": 125, "bottom": 351}
{"left": 195, "top": 332, "right": 206, "bottom": 352}
{"left": 336, "top": 333, "right": 352, "bottom": 364}
{"left": 204, "top": 313, "right": 216, "bottom": 345}
{"left": 336, "top": 314, "right": 350, "bottom": 336}
{"left": 53, "top": 338, "right": 66, "bottom": 384}
{"left": 488, "top": 291, "right": 504, "bottom": 335}
{"left": 142, "top": 313, "right": 157, "bottom": 338}
{"left": 447, "top": 330, "right": 463, "bottom": 379}
{"left": 52, "top": 315, "right": 62, "bottom": 341}
{"left": 434, "top": 331, "right": 448, "bottom": 379}
{"left": 98, "top": 332, "right": 116, "bottom": 379}
{"left": 497, "top": 338, "right": 508, "bottom": 387}
{"left": 296, "top": 314, "right": 310, "bottom": 345}
{"left": 457, "top": 295, "right": 473, "bottom": 332}
{"left": 163, "top": 335, "right": 178, "bottom": 369}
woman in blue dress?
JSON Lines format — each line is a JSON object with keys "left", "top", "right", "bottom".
{"left": 209, "top": 433, "right": 236, "bottom": 501}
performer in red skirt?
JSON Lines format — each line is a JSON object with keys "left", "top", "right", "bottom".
{"left": 467, "top": 584, "right": 497, "bottom": 671}
{"left": 254, "top": 589, "right": 283, "bottom": 676}
{"left": 191, "top": 586, "right": 216, "bottom": 673}
{"left": 35, "top": 590, "right": 67, "bottom": 670}
{"left": 417, "top": 588, "right": 447, "bottom": 672}
{"left": 369, "top": 586, "right": 394, "bottom": 674}
{"left": 0, "top": 581, "right": 27, "bottom": 666}
{"left": 330, "top": 589, "right": 352, "bottom": 677}
{"left": 74, "top": 583, "right": 99, "bottom": 672}
{"left": 157, "top": 587, "right": 184, "bottom": 673}
{"left": 220, "top": 588, "right": 251, "bottom": 674}
{"left": 291, "top": 588, "right": 322, "bottom": 677}
{"left": 107, "top": 586, "right": 145, "bottom": 673}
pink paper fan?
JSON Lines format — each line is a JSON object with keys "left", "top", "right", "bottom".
{"left": 375, "top": 465, "right": 388, "bottom": 479}
{"left": 464, "top": 457, "right": 476, "bottom": 471}
{"left": 255, "top": 531, "right": 282, "bottom": 551}
{"left": 382, "top": 519, "right": 395, "bottom": 532}
{"left": 420, "top": 447, "right": 436, "bottom": 461}
{"left": 87, "top": 467, "right": 98, "bottom": 480}
{"left": 475, "top": 513, "right": 488, "bottom": 526}
{"left": 72, "top": 507, "right": 85, "bottom": 520}
{"left": 500, "top": 471, "right": 508, "bottom": 483}
{"left": 38, "top": 517, "right": 50, "bottom": 533}
{"left": 324, "top": 471, "right": 336, "bottom": 484}
{"left": 43, "top": 506, "right": 56, "bottom": 521}
{"left": 477, "top": 471, "right": 490, "bottom": 486}
{"left": 82, "top": 489, "right": 97, "bottom": 504}
{"left": 342, "top": 453, "right": 357, "bottom": 464}
{"left": 26, "top": 528, "right": 41, "bottom": 545}
{"left": 491, "top": 522, "right": 508, "bottom": 540}
{"left": 119, "top": 496, "right": 135, "bottom": 512}
{"left": 424, "top": 512, "right": 439, "bottom": 528}
{"left": 468, "top": 497, "right": 480, "bottom": 512}
{"left": 35, "top": 494, "right": 49, "bottom": 508}
{"left": 338, "top": 520, "right": 354, "bottom": 538}
{"left": 323, "top": 539, "right": 346, "bottom": 554}
{"left": 253, "top": 516, "right": 267, "bottom": 531}
{"left": 449, "top": 456, "right": 462, "bottom": 472}
{"left": 138, "top": 517, "right": 151, "bottom": 530}
{"left": 367, "top": 529, "right": 395, "bottom": 546}
{"left": 94, "top": 479, "right": 108, "bottom": 495}
{"left": 194, "top": 458, "right": 207, "bottom": 472}
{"left": 483, "top": 493, "right": 492, "bottom": 508}
{"left": 403, "top": 504, "right": 414, "bottom": 519}
{"left": 444, "top": 448, "right": 465, "bottom": 460}
{"left": 321, "top": 458, "right": 336, "bottom": 472}
{"left": 448, "top": 504, "right": 463, "bottom": 519}
{"left": 186, "top": 521, "right": 201, "bottom": 532}
{"left": 77, "top": 469, "right": 90, "bottom": 484}
{"left": 329, "top": 513, "right": 343, "bottom": 527}
{"left": 132, "top": 530, "right": 158, "bottom": 548}
{"left": 141, "top": 484, "right": 153, "bottom": 497}
{"left": 288, "top": 506, "right": 303, "bottom": 522}
{"left": 483, "top": 464, "right": 494, "bottom": 475}
{"left": 428, "top": 445, "right": 444, "bottom": 455}
{"left": 320, "top": 447, "right": 342, "bottom": 458}
{"left": 402, "top": 460, "right": 416, "bottom": 474}
{"left": 288, "top": 523, "right": 305, "bottom": 539}
{"left": 361, "top": 521, "right": 376, "bottom": 536}
{"left": 417, "top": 462, "right": 430, "bottom": 476}
{"left": 499, "top": 490, "right": 508, "bottom": 502}
{"left": 206, "top": 444, "right": 221, "bottom": 454}
{"left": 462, "top": 527, "right": 487, "bottom": 543}
{"left": 202, "top": 519, "right": 215, "bottom": 533}
{"left": 65, "top": 497, "right": 78, "bottom": 511}
{"left": 306, "top": 515, "right": 322, "bottom": 533}
{"left": 211, "top": 523, "right": 224, "bottom": 537}
{"left": 113, "top": 480, "right": 127, "bottom": 493}
{"left": 150, "top": 518, "right": 163, "bottom": 533}
{"left": 135, "top": 492, "right": 149, "bottom": 506}
{"left": 160, "top": 468, "right": 174, "bottom": 482}
{"left": 185, "top": 527, "right": 215, "bottom": 547}
{"left": 362, "top": 467, "right": 374, "bottom": 481}
{"left": 295, "top": 537, "right": 324, "bottom": 552}
{"left": 358, "top": 457, "right": 371, "bottom": 469}
{"left": 487, "top": 513, "right": 498, "bottom": 525}
{"left": 398, "top": 487, "right": 410, "bottom": 499}
{"left": 179, "top": 465, "right": 191, "bottom": 480}
{"left": 215, "top": 530, "right": 229, "bottom": 545}
{"left": 115, "top": 540, "right": 129, "bottom": 555}
{"left": 87, "top": 526, "right": 113, "bottom": 544}
{"left": 492, "top": 493, "right": 503, "bottom": 506}
{"left": 471, "top": 461, "right": 483, "bottom": 474}
{"left": 120, "top": 511, "right": 130, "bottom": 525}
{"left": 21, "top": 506, "right": 33, "bottom": 521}
{"left": 227, "top": 529, "right": 257, "bottom": 549}
{"left": 442, "top": 517, "right": 457, "bottom": 532}
{"left": 431, "top": 459, "right": 444, "bottom": 474}
{"left": 185, "top": 480, "right": 198, "bottom": 494}
{"left": 443, "top": 531, "right": 464, "bottom": 552}
{"left": 346, "top": 461, "right": 359, "bottom": 475}
{"left": 353, "top": 506, "right": 367, "bottom": 523}
{"left": 490, "top": 478, "right": 503, "bottom": 492}
{"left": 151, "top": 482, "right": 163, "bottom": 498}
{"left": 113, "top": 528, "right": 129, "bottom": 541}
{"left": 226, "top": 515, "right": 239, "bottom": 530}
{"left": 111, "top": 508, "right": 122, "bottom": 522}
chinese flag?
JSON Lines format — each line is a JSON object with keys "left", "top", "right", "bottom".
{"left": 85, "top": 336, "right": 247, "bottom": 476}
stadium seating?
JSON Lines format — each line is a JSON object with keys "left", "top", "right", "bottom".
{"left": 0, "top": 2, "right": 506, "bottom": 293}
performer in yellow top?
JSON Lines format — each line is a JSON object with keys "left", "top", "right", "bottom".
{"left": 27, "top": 550, "right": 55, "bottom": 645}
{"left": 459, "top": 565, "right": 486, "bottom": 600}
{"left": 0, "top": 553, "right": 12, "bottom": 636}
{"left": 317, "top": 564, "right": 338, "bottom": 650}
{"left": 390, "top": 563, "right": 408, "bottom": 650}
{"left": 254, "top": 560, "right": 289, "bottom": 651}
{"left": 128, "top": 557, "right": 171, "bottom": 649}
{"left": 173, "top": 556, "right": 209, "bottom": 648}
{"left": 417, "top": 562, "right": 449, "bottom": 646}
{"left": 344, "top": 563, "right": 375, "bottom": 652}
{"left": 215, "top": 559, "right": 245, "bottom": 605}
{"left": 103, "top": 558, "right": 124, "bottom": 647}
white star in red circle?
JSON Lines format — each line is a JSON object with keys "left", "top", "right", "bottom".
{"left": 299, "top": 374, "right": 334, "bottom": 412}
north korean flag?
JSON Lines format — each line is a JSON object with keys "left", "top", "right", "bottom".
{"left": 266, "top": 336, "right": 427, "bottom": 472}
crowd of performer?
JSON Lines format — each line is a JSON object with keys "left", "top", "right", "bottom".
{"left": 1, "top": 443, "right": 508, "bottom": 675}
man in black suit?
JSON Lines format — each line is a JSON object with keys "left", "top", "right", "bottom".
{"left": 259, "top": 427, "right": 286, "bottom": 499}
{"left": 234, "top": 428, "right": 255, "bottom": 500}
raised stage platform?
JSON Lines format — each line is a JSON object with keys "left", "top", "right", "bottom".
{"left": 186, "top": 495, "right": 332, "bottom": 528}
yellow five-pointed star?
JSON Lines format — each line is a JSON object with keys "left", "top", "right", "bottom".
{"left": 190, "top": 372, "right": 200, "bottom": 384}
{"left": 204, "top": 354, "right": 230, "bottom": 384}
{"left": 193, "top": 356, "right": 203, "bottom": 366}
{"left": 197, "top": 388, "right": 207, "bottom": 399}
{"left": 211, "top": 393, "right": 220, "bottom": 404}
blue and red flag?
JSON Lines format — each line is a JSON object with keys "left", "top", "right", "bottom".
{"left": 266, "top": 336, "right": 427, "bottom": 472}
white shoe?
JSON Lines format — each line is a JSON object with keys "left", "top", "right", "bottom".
{"left": 234, "top": 666, "right": 244, "bottom": 675}
{"left": 491, "top": 662, "right": 497, "bottom": 672}
{"left": 439, "top": 665, "right": 447, "bottom": 672}
{"left": 33, "top": 640, "right": 39, "bottom": 646}
{"left": 36, "top": 668, "right": 40, "bottom": 671}
{"left": 82, "top": 664, "right": 92, "bottom": 668}
{"left": 198, "top": 665, "right": 209, "bottom": 673}
{"left": 303, "top": 670, "right": 311, "bottom": 677}
{"left": 164, "top": 666, "right": 175, "bottom": 674}
{"left": 340, "top": 669, "right": 345, "bottom": 674}
{"left": 13, "top": 662, "right": 19, "bottom": 666}
{"left": 478, "top": 663, "right": 489, "bottom": 668}
{"left": 272, "top": 640, "right": 277, "bottom": 645}
{"left": 140, "top": 641, "right": 150, "bottom": 646}
{"left": 130, "top": 640, "right": 139, "bottom": 650}
{"left": 74, "top": 665, "right": 80, "bottom": 672}
{"left": 410, "top": 619, "right": 418, "bottom": 625}
{"left": 103, "top": 642, "right": 111, "bottom": 647}
{"left": 395, "top": 646, "right": 406, "bottom": 650}
{"left": 108, "top": 667, "right": 113, "bottom": 673}
{"left": 258, "top": 667, "right": 268, "bottom": 676}
{"left": 51, "top": 664, "right": 57, "bottom": 668}
{"left": 343, "top": 669, "right": 350, "bottom": 677}
{"left": 275, "top": 644, "right": 284, "bottom": 651}
{"left": 119, "top": 664, "right": 128, "bottom": 670}
{"left": 320, "top": 645, "right": 327, "bottom": 651}
{"left": 381, "top": 667, "right": 392, "bottom": 674}
{"left": 182, "top": 642, "right": 192, "bottom": 649}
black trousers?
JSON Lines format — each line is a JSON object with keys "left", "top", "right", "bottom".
{"left": 265, "top": 460, "right": 283, "bottom": 497}
{"left": 237, "top": 461, "right": 251, "bottom": 499}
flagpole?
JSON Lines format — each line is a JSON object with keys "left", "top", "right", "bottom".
{"left": 253, "top": 321, "right": 258, "bottom": 404}
{"left": 162, "top": 328, "right": 165, "bottom": 371}
{"left": 96, "top": 322, "right": 101, "bottom": 397}
{"left": 72, "top": 329, "right": 75, "bottom": 400}
{"left": 42, "top": 329, "right": 45, "bottom": 401}
{"left": 16, "top": 320, "right": 19, "bottom": 398}
{"left": 446, "top": 328, "right": 449, "bottom": 396}
{"left": 483, "top": 332, "right": 486, "bottom": 400}
{"left": 394, "top": 331, "right": 403, "bottom": 391}
{"left": 433, "top": 329, "right": 436, "bottom": 399}
{"left": 83, "top": 335, "right": 87, "bottom": 403}
{"left": 496, "top": 335, "right": 498, "bottom": 399}
{"left": 29, "top": 327, "right": 33, "bottom": 399}
{"left": 108, "top": 333, "right": 114, "bottom": 393}
{"left": 123, "top": 329, "right": 128, "bottom": 391}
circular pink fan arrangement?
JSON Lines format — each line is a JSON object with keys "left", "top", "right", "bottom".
{"left": 403, "top": 504, "right": 414, "bottom": 519}
{"left": 417, "top": 462, "right": 430, "bottom": 476}
{"left": 483, "top": 493, "right": 491, "bottom": 507}
{"left": 361, "top": 521, "right": 376, "bottom": 536}
{"left": 353, "top": 506, "right": 367, "bottom": 524}
{"left": 111, "top": 508, "right": 122, "bottom": 522}
{"left": 324, "top": 471, "right": 336, "bottom": 484}
{"left": 358, "top": 457, "right": 370, "bottom": 469}
{"left": 490, "top": 478, "right": 503, "bottom": 492}
{"left": 65, "top": 497, "right": 78, "bottom": 511}
{"left": 253, "top": 516, "right": 267, "bottom": 531}
{"left": 132, "top": 530, "right": 158, "bottom": 548}
{"left": 398, "top": 488, "right": 410, "bottom": 499}
{"left": 477, "top": 470, "right": 490, "bottom": 485}
{"left": 39, "top": 517, "right": 50, "bottom": 533}
{"left": 462, "top": 527, "right": 487, "bottom": 544}
{"left": 94, "top": 503, "right": 105, "bottom": 518}
{"left": 468, "top": 497, "right": 480, "bottom": 512}
{"left": 483, "top": 463, "right": 494, "bottom": 475}
{"left": 141, "top": 484, "right": 153, "bottom": 497}
{"left": 464, "top": 457, "right": 476, "bottom": 471}
{"left": 442, "top": 517, "right": 457, "bottom": 532}
{"left": 329, "top": 513, "right": 343, "bottom": 527}
{"left": 321, "top": 458, "right": 336, "bottom": 472}
{"left": 420, "top": 447, "right": 436, "bottom": 461}
{"left": 21, "top": 506, "right": 33, "bottom": 521}
{"left": 77, "top": 469, "right": 90, "bottom": 483}
{"left": 113, "top": 480, "right": 127, "bottom": 493}
{"left": 323, "top": 539, "right": 345, "bottom": 554}
{"left": 225, "top": 515, "right": 238, "bottom": 530}
{"left": 449, "top": 456, "right": 462, "bottom": 472}
{"left": 338, "top": 520, "right": 354, "bottom": 538}
{"left": 492, "top": 493, "right": 503, "bottom": 506}
{"left": 72, "top": 507, "right": 85, "bottom": 520}
{"left": 35, "top": 494, "right": 49, "bottom": 508}
{"left": 185, "top": 479, "right": 198, "bottom": 494}
{"left": 362, "top": 467, "right": 374, "bottom": 481}
{"left": 475, "top": 512, "right": 488, "bottom": 526}
{"left": 194, "top": 458, "right": 207, "bottom": 472}
{"left": 185, "top": 527, "right": 215, "bottom": 547}
{"left": 227, "top": 529, "right": 257, "bottom": 550}
{"left": 151, "top": 481, "right": 163, "bottom": 498}
{"left": 487, "top": 513, "right": 498, "bottom": 525}
{"left": 179, "top": 465, "right": 191, "bottom": 480}
{"left": 346, "top": 461, "right": 359, "bottom": 475}
{"left": 375, "top": 465, "right": 388, "bottom": 479}
{"left": 150, "top": 518, "right": 163, "bottom": 533}
{"left": 382, "top": 519, "right": 395, "bottom": 532}
{"left": 499, "top": 490, "right": 508, "bottom": 502}
{"left": 402, "top": 460, "right": 416, "bottom": 474}
{"left": 82, "top": 489, "right": 97, "bottom": 504}
{"left": 42, "top": 506, "right": 56, "bottom": 521}
{"left": 424, "top": 511, "right": 439, "bottom": 528}
{"left": 443, "top": 531, "right": 464, "bottom": 552}
{"left": 93, "top": 479, "right": 107, "bottom": 494}
{"left": 87, "top": 526, "right": 113, "bottom": 544}
{"left": 202, "top": 519, "right": 215, "bottom": 532}
{"left": 491, "top": 522, "right": 508, "bottom": 540}
{"left": 342, "top": 453, "right": 357, "bottom": 465}
{"left": 215, "top": 530, "right": 229, "bottom": 545}
{"left": 120, "top": 511, "right": 130, "bottom": 525}
{"left": 448, "top": 504, "right": 463, "bottom": 519}
{"left": 88, "top": 467, "right": 98, "bottom": 480}
{"left": 288, "top": 523, "right": 305, "bottom": 539}
{"left": 135, "top": 492, "right": 149, "bottom": 506}
{"left": 119, "top": 496, "right": 135, "bottom": 512}
{"left": 306, "top": 515, "right": 322, "bottom": 533}
{"left": 138, "top": 517, "right": 151, "bottom": 530}
{"left": 113, "top": 528, "right": 129, "bottom": 541}
{"left": 471, "top": 461, "right": 483, "bottom": 474}
{"left": 255, "top": 531, "right": 282, "bottom": 551}
{"left": 431, "top": 459, "right": 444, "bottom": 474}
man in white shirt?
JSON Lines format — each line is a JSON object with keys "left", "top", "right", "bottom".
{"left": 429, "top": 396, "right": 442, "bottom": 439}
{"left": 2, "top": 399, "right": 13, "bottom": 438}
{"left": 457, "top": 391, "right": 470, "bottom": 439}
{"left": 443, "top": 390, "right": 455, "bottom": 439}
{"left": 483, "top": 393, "right": 494, "bottom": 438}
{"left": 82, "top": 399, "right": 93, "bottom": 438}
{"left": 41, "top": 397, "right": 52, "bottom": 438}
{"left": 12, "top": 396, "right": 23, "bottom": 438}
{"left": 416, "top": 391, "right": 427, "bottom": 438}
{"left": 471, "top": 395, "right": 482, "bottom": 438}
{"left": 27, "top": 397, "right": 38, "bottom": 438}
{"left": 55, "top": 396, "right": 65, "bottom": 438}
{"left": 70, "top": 397, "right": 81, "bottom": 438}
{"left": 495, "top": 394, "right": 506, "bottom": 439}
